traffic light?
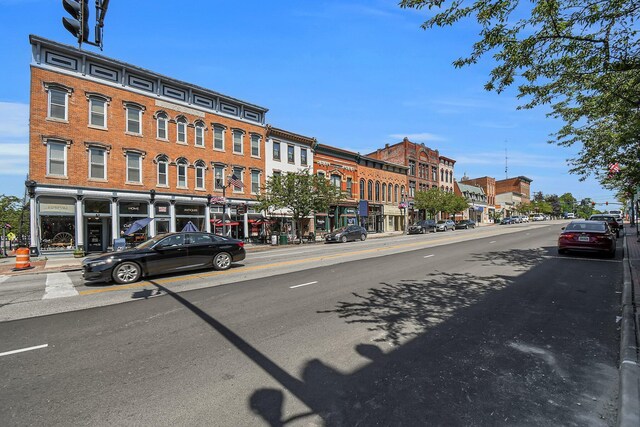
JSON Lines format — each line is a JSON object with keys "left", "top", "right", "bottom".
{"left": 591, "top": 202, "right": 596, "bottom": 207}
{"left": 62, "top": 0, "right": 89, "bottom": 43}
{"left": 606, "top": 201, "right": 609, "bottom": 205}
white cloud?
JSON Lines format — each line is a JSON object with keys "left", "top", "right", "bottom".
{"left": 0, "top": 101, "right": 29, "bottom": 141}
{"left": 388, "top": 132, "right": 446, "bottom": 142}
{"left": 0, "top": 143, "right": 28, "bottom": 176}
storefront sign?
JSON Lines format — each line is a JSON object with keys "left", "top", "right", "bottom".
{"left": 119, "top": 202, "right": 148, "bottom": 215}
{"left": 175, "top": 204, "right": 204, "bottom": 216}
{"left": 358, "top": 200, "right": 368, "bottom": 217}
{"left": 40, "top": 201, "right": 75, "bottom": 215}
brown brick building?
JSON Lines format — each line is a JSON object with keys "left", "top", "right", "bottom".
{"left": 28, "top": 35, "right": 268, "bottom": 253}
{"left": 460, "top": 175, "right": 496, "bottom": 221}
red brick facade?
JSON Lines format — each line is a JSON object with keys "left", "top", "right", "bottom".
{"left": 495, "top": 176, "right": 531, "bottom": 202}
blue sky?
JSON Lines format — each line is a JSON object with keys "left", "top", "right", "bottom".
{"left": 0, "top": 0, "right": 616, "bottom": 204}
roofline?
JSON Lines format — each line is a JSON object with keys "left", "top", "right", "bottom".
{"left": 266, "top": 125, "right": 316, "bottom": 146}
{"left": 317, "top": 144, "right": 408, "bottom": 172}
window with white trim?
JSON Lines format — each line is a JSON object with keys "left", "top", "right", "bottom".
{"left": 232, "top": 167, "right": 243, "bottom": 192}
{"left": 287, "top": 145, "right": 295, "bottom": 164}
{"left": 177, "top": 117, "right": 187, "bottom": 144}
{"left": 156, "top": 112, "right": 168, "bottom": 140}
{"left": 48, "top": 87, "right": 68, "bottom": 120}
{"left": 157, "top": 156, "right": 168, "bottom": 186}
{"left": 301, "top": 148, "right": 308, "bottom": 166}
{"left": 47, "top": 141, "right": 67, "bottom": 177}
{"left": 273, "top": 141, "right": 281, "bottom": 161}
{"left": 126, "top": 105, "right": 142, "bottom": 135}
{"left": 195, "top": 122, "right": 205, "bottom": 147}
{"left": 126, "top": 152, "right": 142, "bottom": 183}
{"left": 251, "top": 170, "right": 260, "bottom": 194}
{"left": 89, "top": 147, "right": 106, "bottom": 180}
{"left": 195, "top": 162, "right": 205, "bottom": 190}
{"left": 331, "top": 174, "right": 341, "bottom": 190}
{"left": 232, "top": 130, "right": 243, "bottom": 154}
{"left": 89, "top": 97, "right": 107, "bottom": 128}
{"left": 250, "top": 134, "right": 260, "bottom": 157}
{"left": 214, "top": 165, "right": 225, "bottom": 190}
{"left": 177, "top": 159, "right": 188, "bottom": 188}
{"left": 213, "top": 126, "right": 224, "bottom": 150}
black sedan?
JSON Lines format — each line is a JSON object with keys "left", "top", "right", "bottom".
{"left": 455, "top": 220, "right": 476, "bottom": 229}
{"left": 82, "top": 232, "right": 246, "bottom": 284}
{"left": 408, "top": 220, "right": 436, "bottom": 234}
{"left": 325, "top": 225, "right": 367, "bottom": 243}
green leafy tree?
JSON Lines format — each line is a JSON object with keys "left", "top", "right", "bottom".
{"left": 0, "top": 194, "right": 28, "bottom": 233}
{"left": 443, "top": 192, "right": 470, "bottom": 218}
{"left": 559, "top": 193, "right": 577, "bottom": 214}
{"left": 399, "top": 0, "right": 640, "bottom": 190}
{"left": 256, "top": 170, "right": 343, "bottom": 242}
{"left": 544, "top": 194, "right": 562, "bottom": 217}
{"left": 413, "top": 188, "right": 445, "bottom": 219}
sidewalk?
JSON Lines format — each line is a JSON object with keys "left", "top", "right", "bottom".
{"left": 0, "top": 230, "right": 406, "bottom": 276}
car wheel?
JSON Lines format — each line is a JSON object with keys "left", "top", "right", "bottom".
{"left": 420, "top": 229, "right": 425, "bottom": 234}
{"left": 341, "top": 236, "right": 348, "bottom": 243}
{"left": 112, "top": 262, "right": 141, "bottom": 284}
{"left": 360, "top": 234, "right": 366, "bottom": 241}
{"left": 213, "top": 252, "right": 232, "bottom": 270}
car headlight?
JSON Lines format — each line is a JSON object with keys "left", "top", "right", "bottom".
{"left": 86, "top": 258, "right": 114, "bottom": 267}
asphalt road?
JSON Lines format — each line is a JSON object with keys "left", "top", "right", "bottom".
{"left": 0, "top": 223, "right": 622, "bottom": 425}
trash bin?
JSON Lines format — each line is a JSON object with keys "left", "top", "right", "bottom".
{"left": 271, "top": 235, "right": 278, "bottom": 246}
{"left": 279, "top": 234, "right": 288, "bottom": 245}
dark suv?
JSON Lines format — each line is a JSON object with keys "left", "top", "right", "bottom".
{"left": 408, "top": 220, "right": 436, "bottom": 234}
{"left": 588, "top": 214, "right": 621, "bottom": 237}
{"left": 325, "top": 225, "right": 368, "bottom": 243}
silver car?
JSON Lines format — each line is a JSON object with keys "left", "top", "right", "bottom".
{"left": 435, "top": 220, "right": 455, "bottom": 232}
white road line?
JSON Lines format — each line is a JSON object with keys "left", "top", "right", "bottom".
{"left": 0, "top": 275, "right": 8, "bottom": 284}
{"left": 0, "top": 344, "right": 48, "bottom": 357}
{"left": 424, "top": 254, "right": 434, "bottom": 258}
{"left": 43, "top": 273, "right": 79, "bottom": 299}
{"left": 489, "top": 241, "right": 497, "bottom": 244}
{"left": 290, "top": 281, "right": 318, "bottom": 289}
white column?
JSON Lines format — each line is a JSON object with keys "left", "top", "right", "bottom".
{"left": 29, "top": 197, "right": 37, "bottom": 248}
{"left": 111, "top": 198, "right": 119, "bottom": 244}
{"left": 243, "top": 212, "right": 248, "bottom": 240}
{"left": 169, "top": 202, "right": 176, "bottom": 232}
{"left": 75, "top": 198, "right": 84, "bottom": 248}
{"left": 205, "top": 205, "right": 211, "bottom": 233}
{"left": 149, "top": 202, "right": 155, "bottom": 237}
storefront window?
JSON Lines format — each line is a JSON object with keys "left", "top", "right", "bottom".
{"left": 119, "top": 201, "right": 150, "bottom": 246}
{"left": 155, "top": 202, "right": 170, "bottom": 234}
{"left": 39, "top": 197, "right": 76, "bottom": 251}
{"left": 175, "top": 204, "right": 205, "bottom": 232}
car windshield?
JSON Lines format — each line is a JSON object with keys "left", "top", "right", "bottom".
{"left": 333, "top": 227, "right": 347, "bottom": 234}
{"left": 566, "top": 222, "right": 606, "bottom": 232}
{"left": 437, "top": 221, "right": 446, "bottom": 224}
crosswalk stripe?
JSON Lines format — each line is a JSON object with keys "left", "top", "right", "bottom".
{"left": 42, "top": 273, "right": 78, "bottom": 299}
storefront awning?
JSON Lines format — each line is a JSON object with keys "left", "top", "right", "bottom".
{"left": 213, "top": 221, "right": 240, "bottom": 227}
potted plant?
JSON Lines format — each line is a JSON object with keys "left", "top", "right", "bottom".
{"left": 73, "top": 247, "right": 85, "bottom": 258}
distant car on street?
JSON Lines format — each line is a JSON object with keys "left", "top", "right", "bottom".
{"left": 588, "top": 214, "right": 621, "bottom": 237}
{"left": 435, "top": 220, "right": 455, "bottom": 232}
{"left": 455, "top": 220, "right": 476, "bottom": 229}
{"left": 531, "top": 214, "right": 545, "bottom": 221}
{"left": 325, "top": 225, "right": 367, "bottom": 243}
{"left": 408, "top": 220, "right": 436, "bottom": 234}
{"left": 500, "top": 217, "right": 514, "bottom": 225}
{"left": 558, "top": 220, "right": 616, "bottom": 257}
{"left": 82, "top": 232, "right": 246, "bottom": 284}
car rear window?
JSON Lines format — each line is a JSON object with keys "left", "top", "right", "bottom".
{"left": 566, "top": 222, "right": 606, "bottom": 232}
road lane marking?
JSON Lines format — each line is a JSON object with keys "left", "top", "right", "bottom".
{"left": 290, "top": 281, "right": 318, "bottom": 289}
{"left": 0, "top": 275, "right": 8, "bottom": 284}
{"left": 424, "top": 254, "right": 434, "bottom": 258}
{"left": 489, "top": 241, "right": 497, "bottom": 244}
{"left": 43, "top": 273, "right": 79, "bottom": 299}
{"left": 0, "top": 344, "right": 48, "bottom": 357}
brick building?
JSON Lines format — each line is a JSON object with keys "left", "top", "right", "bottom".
{"left": 495, "top": 176, "right": 532, "bottom": 217}
{"left": 460, "top": 175, "right": 496, "bottom": 222}
{"left": 27, "top": 35, "right": 268, "bottom": 253}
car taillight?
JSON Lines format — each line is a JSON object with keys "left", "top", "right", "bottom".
{"left": 238, "top": 242, "right": 244, "bottom": 248}
{"left": 561, "top": 233, "right": 575, "bottom": 239}
{"left": 596, "top": 235, "right": 611, "bottom": 241}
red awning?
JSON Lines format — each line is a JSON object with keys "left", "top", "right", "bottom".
{"left": 213, "top": 221, "right": 239, "bottom": 227}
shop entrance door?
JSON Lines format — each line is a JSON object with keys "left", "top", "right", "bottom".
{"left": 87, "top": 221, "right": 103, "bottom": 253}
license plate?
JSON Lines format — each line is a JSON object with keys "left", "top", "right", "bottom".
{"left": 578, "top": 236, "right": 590, "bottom": 242}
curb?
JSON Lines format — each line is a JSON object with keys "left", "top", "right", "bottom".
{"left": 618, "top": 235, "right": 640, "bottom": 427}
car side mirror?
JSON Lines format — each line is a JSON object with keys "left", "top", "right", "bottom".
{"left": 561, "top": 227, "right": 565, "bottom": 230}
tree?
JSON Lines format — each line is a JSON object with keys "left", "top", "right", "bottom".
{"left": 399, "top": 0, "right": 640, "bottom": 189}
{"left": 443, "top": 191, "right": 470, "bottom": 218}
{"left": 413, "top": 188, "right": 444, "bottom": 219}
{"left": 256, "top": 170, "right": 343, "bottom": 243}
{"left": 558, "top": 192, "right": 577, "bottom": 213}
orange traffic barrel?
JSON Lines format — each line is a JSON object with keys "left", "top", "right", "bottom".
{"left": 13, "top": 247, "right": 32, "bottom": 271}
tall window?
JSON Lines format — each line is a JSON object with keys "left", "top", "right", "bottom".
{"left": 232, "top": 167, "right": 243, "bottom": 191}
{"left": 273, "top": 141, "right": 281, "bottom": 161}
{"left": 331, "top": 174, "right": 341, "bottom": 190}
{"left": 388, "top": 184, "right": 392, "bottom": 202}
{"left": 359, "top": 179, "right": 365, "bottom": 200}
{"left": 89, "top": 97, "right": 107, "bottom": 128}
{"left": 177, "top": 117, "right": 187, "bottom": 144}
{"left": 233, "top": 130, "right": 243, "bottom": 154}
{"left": 195, "top": 122, "right": 205, "bottom": 147}
{"left": 375, "top": 182, "right": 380, "bottom": 201}
{"left": 287, "top": 145, "right": 295, "bottom": 164}
{"left": 367, "top": 180, "right": 373, "bottom": 200}
{"left": 213, "top": 125, "right": 224, "bottom": 150}
{"left": 195, "top": 161, "right": 205, "bottom": 190}
{"left": 47, "top": 141, "right": 66, "bottom": 176}
{"left": 346, "top": 178, "right": 352, "bottom": 196}
{"left": 394, "top": 185, "right": 399, "bottom": 203}
{"left": 409, "top": 160, "right": 416, "bottom": 176}
{"left": 214, "top": 165, "right": 225, "bottom": 190}
{"left": 126, "top": 105, "right": 142, "bottom": 135}
{"left": 432, "top": 166, "right": 438, "bottom": 181}
{"left": 157, "top": 156, "right": 168, "bottom": 186}
{"left": 441, "top": 169, "right": 444, "bottom": 181}
{"left": 126, "top": 152, "right": 142, "bottom": 183}
{"left": 176, "top": 158, "right": 188, "bottom": 188}
{"left": 409, "top": 182, "right": 416, "bottom": 197}
{"left": 89, "top": 147, "right": 106, "bottom": 180}
{"left": 251, "top": 170, "right": 260, "bottom": 194}
{"left": 250, "top": 134, "right": 260, "bottom": 157}
{"left": 301, "top": 148, "right": 308, "bottom": 166}
{"left": 47, "top": 87, "right": 68, "bottom": 120}
{"left": 156, "top": 112, "right": 168, "bottom": 140}
{"left": 382, "top": 184, "right": 386, "bottom": 202}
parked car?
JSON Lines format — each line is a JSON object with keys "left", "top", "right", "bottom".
{"left": 588, "top": 214, "right": 621, "bottom": 237}
{"left": 557, "top": 220, "right": 616, "bottom": 257}
{"left": 608, "top": 210, "right": 624, "bottom": 228}
{"left": 511, "top": 216, "right": 522, "bottom": 223}
{"left": 455, "top": 220, "right": 476, "bottom": 229}
{"left": 531, "top": 214, "right": 545, "bottom": 221}
{"left": 408, "top": 220, "right": 436, "bottom": 234}
{"left": 325, "top": 225, "right": 367, "bottom": 243}
{"left": 521, "top": 216, "right": 529, "bottom": 223}
{"left": 500, "top": 217, "right": 514, "bottom": 225}
{"left": 82, "top": 232, "right": 246, "bottom": 284}
{"left": 435, "top": 220, "right": 455, "bottom": 232}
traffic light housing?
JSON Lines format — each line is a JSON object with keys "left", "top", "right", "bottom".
{"left": 606, "top": 201, "right": 609, "bottom": 205}
{"left": 62, "top": 0, "right": 89, "bottom": 43}
{"left": 591, "top": 202, "right": 595, "bottom": 207}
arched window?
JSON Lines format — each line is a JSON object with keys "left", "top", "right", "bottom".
{"left": 176, "top": 117, "right": 188, "bottom": 144}
{"left": 375, "top": 181, "right": 380, "bottom": 201}
{"left": 176, "top": 157, "right": 188, "bottom": 188}
{"left": 359, "top": 179, "right": 365, "bottom": 200}
{"left": 156, "top": 112, "right": 168, "bottom": 140}
{"left": 367, "top": 180, "right": 373, "bottom": 200}
{"left": 382, "top": 183, "right": 387, "bottom": 202}
{"left": 194, "top": 160, "right": 206, "bottom": 190}
{"left": 156, "top": 154, "right": 169, "bottom": 187}
{"left": 441, "top": 169, "right": 444, "bottom": 182}
{"left": 388, "top": 184, "right": 392, "bottom": 202}
{"left": 194, "top": 121, "right": 205, "bottom": 147}
{"left": 394, "top": 185, "right": 399, "bottom": 203}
